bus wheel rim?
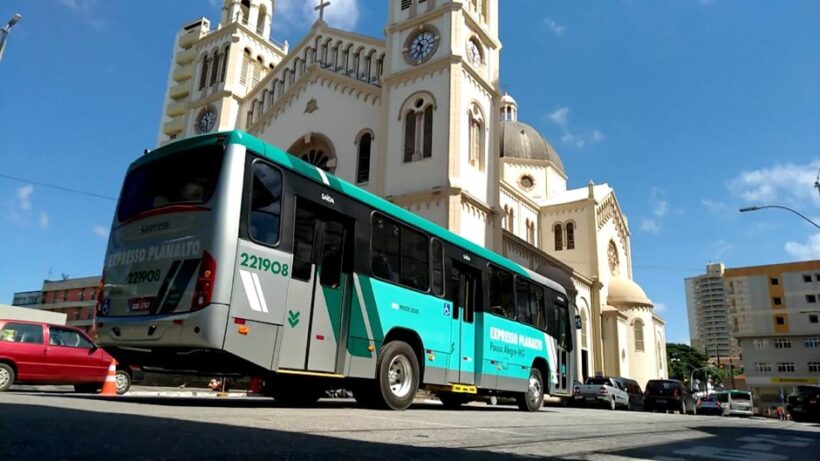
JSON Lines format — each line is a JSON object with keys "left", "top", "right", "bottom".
{"left": 0, "top": 368, "right": 8, "bottom": 387}
{"left": 528, "top": 375, "right": 542, "bottom": 405}
{"left": 388, "top": 355, "right": 412, "bottom": 398}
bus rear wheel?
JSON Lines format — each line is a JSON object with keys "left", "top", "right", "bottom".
{"left": 375, "top": 341, "right": 420, "bottom": 411}
{"left": 517, "top": 368, "right": 544, "bottom": 412}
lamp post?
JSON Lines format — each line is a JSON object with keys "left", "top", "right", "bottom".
{"left": 739, "top": 205, "right": 820, "bottom": 229}
{"left": 0, "top": 13, "right": 22, "bottom": 63}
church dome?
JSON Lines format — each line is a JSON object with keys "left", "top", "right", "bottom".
{"left": 500, "top": 120, "right": 565, "bottom": 175}
{"left": 607, "top": 276, "right": 653, "bottom": 308}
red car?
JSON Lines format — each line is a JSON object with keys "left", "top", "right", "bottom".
{"left": 0, "top": 319, "right": 133, "bottom": 394}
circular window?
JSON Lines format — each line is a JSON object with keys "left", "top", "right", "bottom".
{"left": 519, "top": 175, "right": 535, "bottom": 190}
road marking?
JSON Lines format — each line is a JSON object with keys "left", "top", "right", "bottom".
{"left": 673, "top": 446, "right": 788, "bottom": 461}
{"left": 357, "top": 413, "right": 538, "bottom": 437}
{"left": 738, "top": 434, "right": 813, "bottom": 448}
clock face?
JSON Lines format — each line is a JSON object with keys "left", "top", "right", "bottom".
{"left": 198, "top": 109, "right": 217, "bottom": 133}
{"left": 467, "top": 40, "right": 482, "bottom": 67}
{"left": 408, "top": 31, "right": 437, "bottom": 63}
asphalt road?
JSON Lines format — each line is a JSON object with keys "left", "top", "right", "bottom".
{"left": 1, "top": 389, "right": 818, "bottom": 460}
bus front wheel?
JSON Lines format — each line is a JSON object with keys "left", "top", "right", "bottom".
{"left": 376, "top": 341, "right": 420, "bottom": 411}
{"left": 517, "top": 368, "right": 544, "bottom": 412}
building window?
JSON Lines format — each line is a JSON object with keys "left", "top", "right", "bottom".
{"left": 401, "top": 0, "right": 411, "bottom": 10}
{"left": 753, "top": 339, "right": 769, "bottom": 349}
{"left": 807, "top": 294, "right": 817, "bottom": 303}
{"left": 356, "top": 132, "right": 372, "bottom": 184}
{"left": 805, "top": 337, "right": 820, "bottom": 348}
{"left": 810, "top": 314, "right": 819, "bottom": 324}
{"left": 199, "top": 54, "right": 211, "bottom": 90}
{"left": 503, "top": 206, "right": 514, "bottom": 233}
{"left": 468, "top": 104, "right": 484, "bottom": 170}
{"left": 525, "top": 219, "right": 535, "bottom": 244}
{"left": 777, "top": 362, "right": 795, "bottom": 373}
{"left": 809, "top": 362, "right": 820, "bottom": 373}
{"left": 209, "top": 50, "right": 220, "bottom": 86}
{"left": 566, "top": 222, "right": 575, "bottom": 250}
{"left": 402, "top": 96, "right": 434, "bottom": 162}
{"left": 773, "top": 297, "right": 782, "bottom": 306}
{"left": 773, "top": 338, "right": 792, "bottom": 349}
{"left": 634, "top": 319, "right": 645, "bottom": 352}
{"left": 240, "top": 49, "right": 251, "bottom": 86}
{"left": 754, "top": 362, "right": 772, "bottom": 373}
{"left": 554, "top": 223, "right": 563, "bottom": 251}
{"left": 775, "top": 316, "right": 785, "bottom": 325}
{"left": 815, "top": 273, "right": 820, "bottom": 281}
{"left": 803, "top": 274, "right": 812, "bottom": 283}
{"left": 770, "top": 277, "right": 779, "bottom": 285}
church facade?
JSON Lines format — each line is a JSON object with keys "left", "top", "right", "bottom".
{"left": 156, "top": 0, "right": 667, "bottom": 387}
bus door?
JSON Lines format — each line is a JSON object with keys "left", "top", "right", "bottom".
{"left": 553, "top": 297, "right": 571, "bottom": 395}
{"left": 279, "top": 199, "right": 352, "bottom": 373}
{"left": 447, "top": 260, "right": 479, "bottom": 385}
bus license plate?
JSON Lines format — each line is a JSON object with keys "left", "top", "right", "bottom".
{"left": 128, "top": 297, "right": 154, "bottom": 312}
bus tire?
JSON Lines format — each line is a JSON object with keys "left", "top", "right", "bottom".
{"left": 517, "top": 368, "right": 544, "bottom": 412}
{"left": 376, "top": 341, "right": 420, "bottom": 411}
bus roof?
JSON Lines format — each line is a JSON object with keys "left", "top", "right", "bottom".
{"left": 141, "top": 130, "right": 557, "bottom": 286}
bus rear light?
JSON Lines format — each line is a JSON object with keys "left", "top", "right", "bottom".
{"left": 234, "top": 318, "right": 246, "bottom": 325}
{"left": 192, "top": 251, "right": 216, "bottom": 311}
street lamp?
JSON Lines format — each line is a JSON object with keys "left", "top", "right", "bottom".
{"left": 0, "top": 13, "right": 22, "bottom": 64}
{"left": 739, "top": 205, "right": 820, "bottom": 229}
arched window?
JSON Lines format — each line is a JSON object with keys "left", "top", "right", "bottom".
{"left": 468, "top": 104, "right": 484, "bottom": 170}
{"left": 256, "top": 4, "right": 267, "bottom": 35}
{"left": 209, "top": 49, "right": 220, "bottom": 87}
{"left": 566, "top": 222, "right": 575, "bottom": 250}
{"left": 504, "top": 206, "right": 514, "bottom": 232}
{"left": 287, "top": 134, "right": 337, "bottom": 174}
{"left": 401, "top": 94, "right": 435, "bottom": 162}
{"left": 356, "top": 131, "right": 373, "bottom": 184}
{"left": 526, "top": 219, "right": 535, "bottom": 244}
{"left": 253, "top": 56, "right": 264, "bottom": 86}
{"left": 240, "top": 49, "right": 251, "bottom": 85}
{"left": 240, "top": 0, "right": 250, "bottom": 24}
{"left": 220, "top": 45, "right": 230, "bottom": 83}
{"left": 634, "top": 319, "right": 645, "bottom": 352}
{"left": 580, "top": 309, "right": 588, "bottom": 349}
{"left": 554, "top": 223, "right": 563, "bottom": 251}
{"left": 198, "top": 54, "right": 211, "bottom": 90}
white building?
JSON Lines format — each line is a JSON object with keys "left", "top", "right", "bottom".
{"left": 157, "top": 0, "right": 667, "bottom": 387}
{"left": 685, "top": 263, "right": 738, "bottom": 358}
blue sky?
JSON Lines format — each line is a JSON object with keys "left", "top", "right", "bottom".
{"left": 1, "top": 0, "right": 819, "bottom": 345}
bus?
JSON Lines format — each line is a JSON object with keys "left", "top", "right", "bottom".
{"left": 95, "top": 131, "right": 575, "bottom": 411}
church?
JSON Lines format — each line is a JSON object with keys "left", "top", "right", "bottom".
{"left": 156, "top": 0, "right": 667, "bottom": 387}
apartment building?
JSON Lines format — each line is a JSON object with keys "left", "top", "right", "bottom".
{"left": 11, "top": 276, "right": 100, "bottom": 332}
{"left": 685, "top": 263, "right": 738, "bottom": 358}
{"left": 725, "top": 261, "right": 820, "bottom": 408}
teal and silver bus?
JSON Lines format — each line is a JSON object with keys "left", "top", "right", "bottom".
{"left": 96, "top": 131, "right": 575, "bottom": 411}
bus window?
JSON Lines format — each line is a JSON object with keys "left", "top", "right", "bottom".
{"left": 400, "top": 226, "right": 430, "bottom": 291}
{"left": 544, "top": 289, "right": 559, "bottom": 338}
{"left": 489, "top": 266, "right": 515, "bottom": 319}
{"left": 292, "top": 206, "right": 316, "bottom": 281}
{"left": 431, "top": 239, "right": 444, "bottom": 296}
{"left": 531, "top": 284, "right": 546, "bottom": 330}
{"left": 117, "top": 145, "right": 223, "bottom": 222}
{"left": 248, "top": 162, "right": 283, "bottom": 246}
{"left": 371, "top": 214, "right": 400, "bottom": 283}
{"left": 515, "top": 278, "right": 532, "bottom": 325}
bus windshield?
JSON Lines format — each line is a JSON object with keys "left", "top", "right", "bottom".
{"left": 117, "top": 145, "right": 224, "bottom": 222}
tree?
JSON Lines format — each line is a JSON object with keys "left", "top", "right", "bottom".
{"left": 666, "top": 343, "right": 708, "bottom": 383}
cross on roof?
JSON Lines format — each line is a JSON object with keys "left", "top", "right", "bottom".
{"left": 315, "top": 0, "right": 331, "bottom": 21}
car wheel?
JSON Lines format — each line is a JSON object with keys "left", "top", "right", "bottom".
{"left": 626, "top": 400, "right": 632, "bottom": 411}
{"left": 609, "top": 397, "right": 616, "bottom": 410}
{"left": 375, "top": 341, "right": 420, "bottom": 411}
{"left": 488, "top": 395, "right": 498, "bottom": 406}
{"left": 516, "top": 368, "right": 544, "bottom": 412}
{"left": 0, "top": 363, "right": 15, "bottom": 392}
{"left": 692, "top": 404, "right": 698, "bottom": 415}
{"left": 115, "top": 369, "right": 132, "bottom": 395}
{"left": 681, "top": 400, "right": 686, "bottom": 415}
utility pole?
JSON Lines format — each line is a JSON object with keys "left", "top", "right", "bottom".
{"left": 0, "top": 13, "right": 22, "bottom": 63}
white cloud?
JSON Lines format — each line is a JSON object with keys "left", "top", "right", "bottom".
{"left": 654, "top": 302, "right": 667, "bottom": 312}
{"left": 712, "top": 239, "right": 734, "bottom": 258}
{"left": 546, "top": 106, "right": 604, "bottom": 149}
{"left": 16, "top": 185, "right": 33, "bottom": 211}
{"left": 785, "top": 233, "right": 820, "bottom": 260}
{"left": 57, "top": 0, "right": 105, "bottom": 31}
{"left": 276, "top": 0, "right": 359, "bottom": 32}
{"left": 543, "top": 18, "right": 566, "bottom": 37}
{"left": 93, "top": 226, "right": 109, "bottom": 238}
{"left": 701, "top": 199, "right": 729, "bottom": 214}
{"left": 39, "top": 212, "right": 49, "bottom": 229}
{"left": 640, "top": 218, "right": 660, "bottom": 234}
{"left": 728, "top": 160, "right": 820, "bottom": 209}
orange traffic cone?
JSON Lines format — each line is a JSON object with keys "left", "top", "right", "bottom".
{"left": 101, "top": 360, "right": 118, "bottom": 396}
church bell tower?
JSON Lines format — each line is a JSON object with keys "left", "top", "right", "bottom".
{"left": 380, "top": 0, "right": 502, "bottom": 249}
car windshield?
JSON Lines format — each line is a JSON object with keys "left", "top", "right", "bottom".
{"left": 586, "top": 378, "right": 609, "bottom": 385}
{"left": 117, "top": 145, "right": 224, "bottom": 222}
{"left": 699, "top": 397, "right": 715, "bottom": 402}
{"left": 730, "top": 391, "right": 751, "bottom": 400}
{"left": 647, "top": 381, "right": 676, "bottom": 391}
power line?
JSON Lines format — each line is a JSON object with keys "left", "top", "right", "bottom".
{"left": 0, "top": 173, "right": 116, "bottom": 201}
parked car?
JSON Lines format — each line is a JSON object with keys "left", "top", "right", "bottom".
{"left": 573, "top": 376, "right": 630, "bottom": 410}
{"left": 0, "top": 319, "right": 135, "bottom": 394}
{"left": 715, "top": 390, "right": 753, "bottom": 417}
{"left": 787, "top": 385, "right": 820, "bottom": 422}
{"left": 614, "top": 377, "right": 644, "bottom": 411}
{"left": 695, "top": 395, "right": 723, "bottom": 415}
{"left": 643, "top": 379, "right": 697, "bottom": 414}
